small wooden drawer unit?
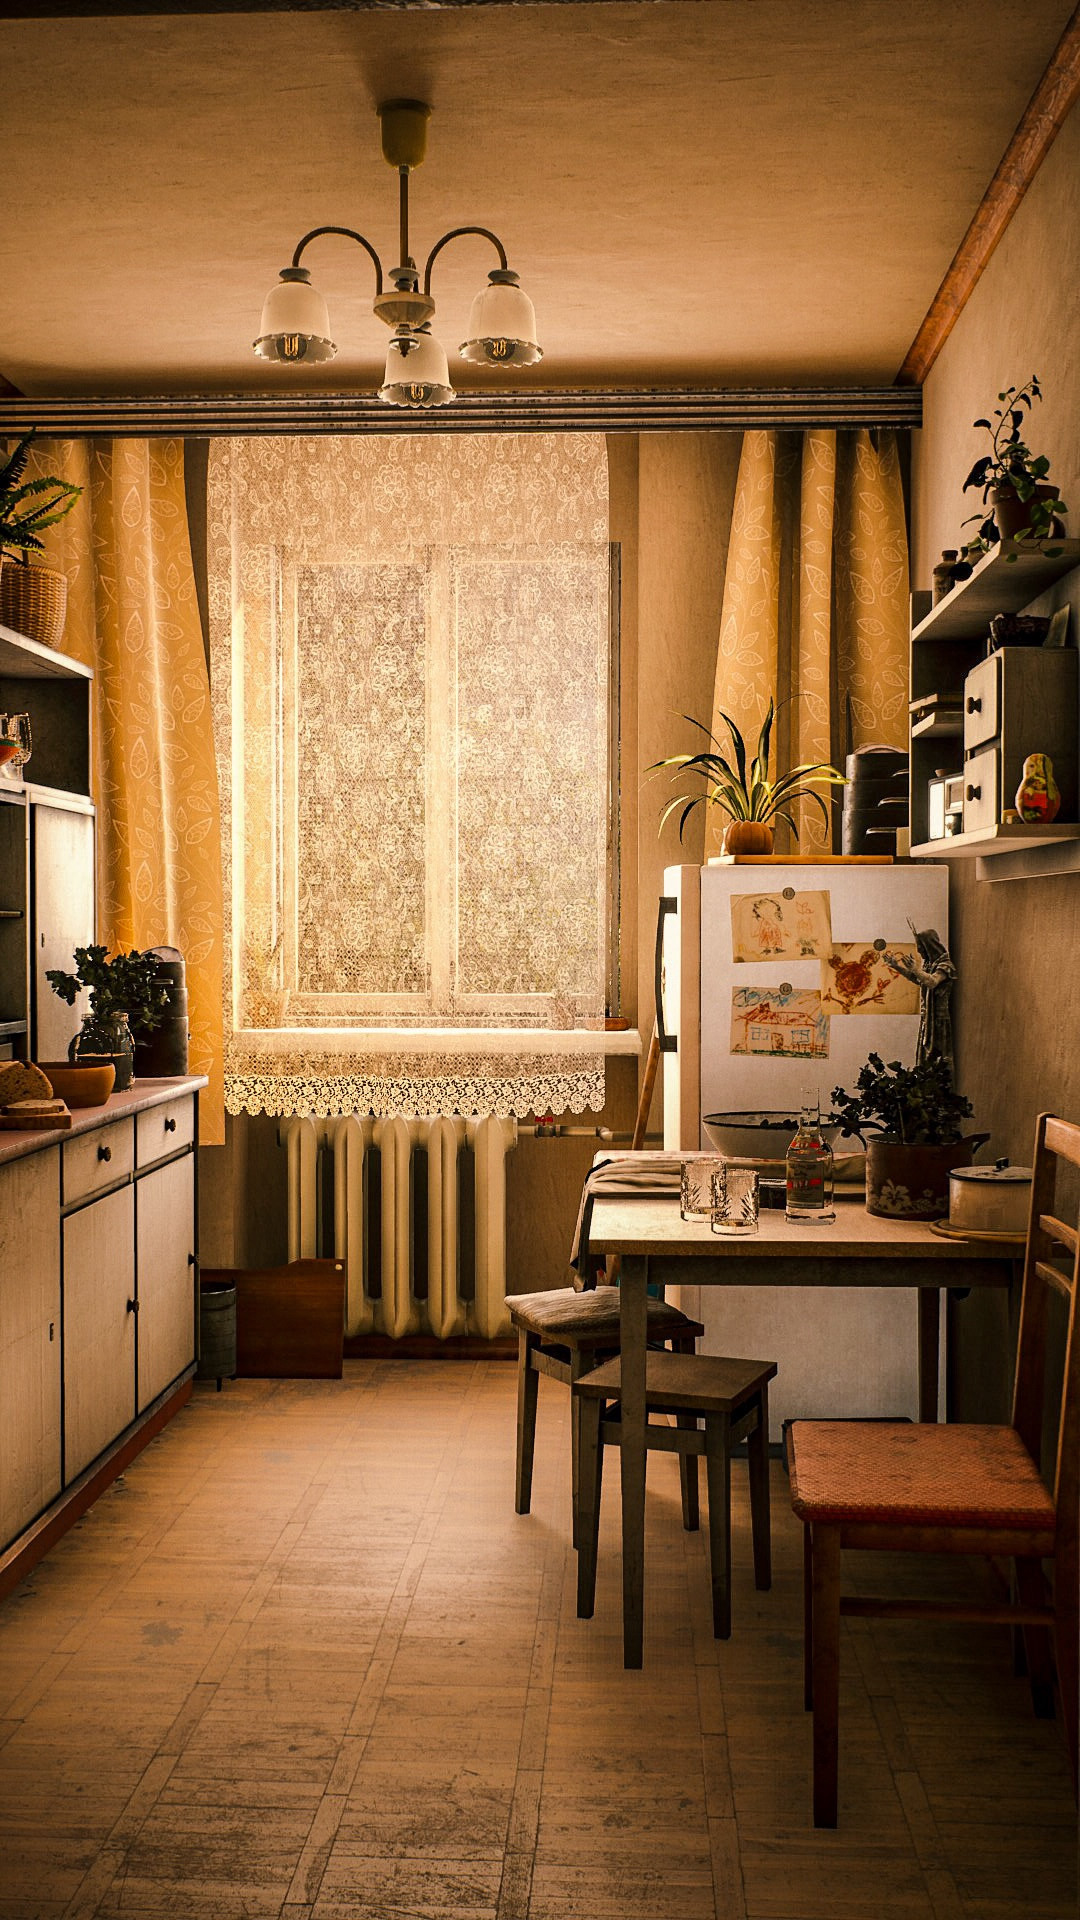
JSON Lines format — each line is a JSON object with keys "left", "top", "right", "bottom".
{"left": 137, "top": 1096, "right": 195, "bottom": 1167}
{"left": 962, "top": 646, "right": 1078, "bottom": 833}
{"left": 63, "top": 1117, "right": 135, "bottom": 1205}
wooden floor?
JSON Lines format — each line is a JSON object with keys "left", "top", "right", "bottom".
{"left": 0, "top": 1361, "right": 1075, "bottom": 1920}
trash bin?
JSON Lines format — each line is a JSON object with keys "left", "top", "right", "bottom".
{"left": 198, "top": 1278, "right": 237, "bottom": 1389}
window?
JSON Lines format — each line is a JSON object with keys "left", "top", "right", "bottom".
{"left": 208, "top": 433, "right": 611, "bottom": 1118}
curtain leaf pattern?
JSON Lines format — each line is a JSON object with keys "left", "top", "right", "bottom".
{"left": 706, "top": 428, "right": 908, "bottom": 859}
{"left": 14, "top": 439, "right": 225, "bottom": 1142}
{"left": 208, "top": 433, "right": 610, "bottom": 1120}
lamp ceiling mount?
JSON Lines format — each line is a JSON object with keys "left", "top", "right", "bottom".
{"left": 377, "top": 99, "right": 432, "bottom": 172}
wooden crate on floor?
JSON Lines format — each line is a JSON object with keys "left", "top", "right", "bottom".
{"left": 202, "top": 1259, "right": 346, "bottom": 1379}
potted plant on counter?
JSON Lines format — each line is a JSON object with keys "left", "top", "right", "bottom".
{"left": 832, "top": 1052, "right": 988, "bottom": 1219}
{"left": 648, "top": 698, "right": 847, "bottom": 856}
{"left": 46, "top": 945, "right": 172, "bottom": 1091}
{"left": 962, "top": 376, "right": 1069, "bottom": 555}
{"left": 0, "top": 433, "right": 82, "bottom": 648}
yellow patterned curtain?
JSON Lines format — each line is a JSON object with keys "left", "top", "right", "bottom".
{"left": 706, "top": 428, "right": 909, "bottom": 857}
{"left": 17, "top": 439, "right": 224, "bottom": 1143}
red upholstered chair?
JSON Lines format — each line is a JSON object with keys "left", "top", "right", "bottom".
{"left": 788, "top": 1112, "right": 1080, "bottom": 1828}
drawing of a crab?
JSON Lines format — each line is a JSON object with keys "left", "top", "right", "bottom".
{"left": 823, "top": 947, "right": 894, "bottom": 1011}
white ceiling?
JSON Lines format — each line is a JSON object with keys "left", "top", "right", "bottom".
{"left": 1, "top": 0, "right": 1073, "bottom": 395}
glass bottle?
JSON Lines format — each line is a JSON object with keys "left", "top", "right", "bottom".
{"left": 73, "top": 1008, "right": 135, "bottom": 1092}
{"left": 785, "top": 1093, "right": 835, "bottom": 1224}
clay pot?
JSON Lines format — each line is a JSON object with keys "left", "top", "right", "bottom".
{"left": 865, "top": 1133, "right": 990, "bottom": 1220}
{"left": 722, "top": 820, "right": 774, "bottom": 856}
{"left": 991, "top": 483, "right": 1059, "bottom": 544}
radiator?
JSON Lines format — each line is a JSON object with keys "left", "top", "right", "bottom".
{"left": 278, "top": 1115, "right": 517, "bottom": 1340}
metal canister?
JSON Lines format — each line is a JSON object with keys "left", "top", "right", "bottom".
{"left": 133, "top": 946, "right": 189, "bottom": 1077}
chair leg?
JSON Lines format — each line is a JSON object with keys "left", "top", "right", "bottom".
{"left": 746, "top": 1389, "right": 772, "bottom": 1591}
{"left": 575, "top": 1393, "right": 604, "bottom": 1619}
{"left": 1015, "top": 1556, "right": 1056, "bottom": 1720}
{"left": 810, "top": 1522, "right": 841, "bottom": 1829}
{"left": 515, "top": 1330, "right": 540, "bottom": 1516}
{"left": 672, "top": 1334, "right": 700, "bottom": 1530}
{"left": 676, "top": 1414, "right": 700, "bottom": 1531}
{"left": 703, "top": 1414, "right": 732, "bottom": 1640}
{"left": 802, "top": 1522, "right": 813, "bottom": 1712}
{"left": 569, "top": 1349, "right": 590, "bottom": 1549}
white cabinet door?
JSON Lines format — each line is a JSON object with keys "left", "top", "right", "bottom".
{"left": 63, "top": 1185, "right": 135, "bottom": 1482}
{"left": 0, "top": 1149, "right": 61, "bottom": 1548}
{"left": 136, "top": 1154, "right": 195, "bottom": 1413}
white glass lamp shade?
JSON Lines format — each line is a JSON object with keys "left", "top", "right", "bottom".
{"left": 254, "top": 268, "right": 336, "bottom": 364}
{"left": 459, "top": 271, "right": 542, "bottom": 367}
{"left": 379, "top": 325, "right": 454, "bottom": 408}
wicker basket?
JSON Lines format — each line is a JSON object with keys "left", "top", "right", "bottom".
{"left": 0, "top": 560, "right": 69, "bottom": 650}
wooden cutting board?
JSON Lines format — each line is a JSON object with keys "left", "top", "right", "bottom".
{"left": 0, "top": 1108, "right": 73, "bottom": 1131}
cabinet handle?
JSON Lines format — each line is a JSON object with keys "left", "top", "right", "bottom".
{"left": 98, "top": 1144, "right": 112, "bottom": 1163}
{"left": 164, "top": 1116, "right": 177, "bottom": 1133}
{"left": 188, "top": 1252, "right": 196, "bottom": 1266}
{"left": 966, "top": 695, "right": 981, "bottom": 714}
{"left": 966, "top": 784, "right": 981, "bottom": 802}
{"left": 126, "top": 1297, "right": 139, "bottom": 1314}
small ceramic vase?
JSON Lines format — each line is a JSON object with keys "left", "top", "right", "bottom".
{"left": 1014, "top": 752, "right": 1061, "bottom": 823}
{"left": 932, "top": 550, "right": 958, "bottom": 604}
{"left": 722, "top": 820, "right": 774, "bottom": 856}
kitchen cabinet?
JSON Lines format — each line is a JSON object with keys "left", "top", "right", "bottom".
{"left": 0, "top": 1078, "right": 205, "bottom": 1591}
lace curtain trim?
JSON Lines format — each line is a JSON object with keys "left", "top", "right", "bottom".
{"left": 225, "top": 1050, "right": 606, "bottom": 1119}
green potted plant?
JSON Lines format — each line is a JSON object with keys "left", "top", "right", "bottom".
{"left": 648, "top": 697, "right": 846, "bottom": 855}
{"left": 962, "top": 376, "right": 1069, "bottom": 555}
{"left": 46, "top": 945, "right": 172, "bottom": 1091}
{"left": 0, "top": 432, "right": 82, "bottom": 648}
{"left": 832, "top": 1052, "right": 987, "bottom": 1219}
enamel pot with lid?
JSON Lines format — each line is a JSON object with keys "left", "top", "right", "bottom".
{"left": 948, "top": 1160, "right": 1033, "bottom": 1235}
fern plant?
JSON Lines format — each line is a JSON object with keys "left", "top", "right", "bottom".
{"left": 648, "top": 698, "right": 846, "bottom": 841}
{"left": 0, "top": 433, "right": 82, "bottom": 565}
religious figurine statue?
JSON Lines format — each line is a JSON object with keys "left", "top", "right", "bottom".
{"left": 882, "top": 925, "right": 957, "bottom": 1078}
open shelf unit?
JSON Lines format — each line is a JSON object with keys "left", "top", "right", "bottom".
{"left": 909, "top": 540, "right": 1080, "bottom": 868}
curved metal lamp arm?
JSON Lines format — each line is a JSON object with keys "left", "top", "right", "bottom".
{"left": 423, "top": 226, "right": 509, "bottom": 296}
{"left": 292, "top": 226, "right": 384, "bottom": 297}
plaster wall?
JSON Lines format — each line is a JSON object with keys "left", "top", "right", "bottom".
{"left": 911, "top": 100, "right": 1080, "bottom": 1417}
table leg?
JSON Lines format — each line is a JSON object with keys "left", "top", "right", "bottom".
{"left": 918, "top": 1287, "right": 940, "bottom": 1423}
{"left": 619, "top": 1253, "right": 648, "bottom": 1668}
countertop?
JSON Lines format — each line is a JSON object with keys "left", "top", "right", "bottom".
{"left": 0, "top": 1076, "right": 208, "bottom": 1165}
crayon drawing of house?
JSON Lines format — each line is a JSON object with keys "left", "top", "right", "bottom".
{"left": 730, "top": 986, "right": 830, "bottom": 1059}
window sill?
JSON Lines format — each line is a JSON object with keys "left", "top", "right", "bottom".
{"left": 232, "top": 1027, "right": 642, "bottom": 1058}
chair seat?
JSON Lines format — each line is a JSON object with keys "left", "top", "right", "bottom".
{"left": 576, "top": 1349, "right": 777, "bottom": 1415}
{"left": 506, "top": 1286, "right": 702, "bottom": 1350}
{"left": 788, "top": 1421, "right": 1056, "bottom": 1531}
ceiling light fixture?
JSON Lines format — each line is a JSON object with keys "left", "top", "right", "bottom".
{"left": 254, "top": 99, "right": 542, "bottom": 408}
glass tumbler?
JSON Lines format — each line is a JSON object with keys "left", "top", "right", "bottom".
{"left": 680, "top": 1155, "right": 724, "bottom": 1222}
{"left": 710, "top": 1162, "right": 760, "bottom": 1236}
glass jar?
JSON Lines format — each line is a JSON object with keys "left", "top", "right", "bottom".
{"left": 72, "top": 1009, "right": 136, "bottom": 1091}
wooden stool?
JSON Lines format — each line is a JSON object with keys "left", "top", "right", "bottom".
{"left": 506, "top": 1287, "right": 704, "bottom": 1543}
{"left": 574, "top": 1349, "right": 777, "bottom": 1640}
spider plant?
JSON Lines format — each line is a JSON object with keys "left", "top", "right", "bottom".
{"left": 648, "top": 698, "right": 846, "bottom": 841}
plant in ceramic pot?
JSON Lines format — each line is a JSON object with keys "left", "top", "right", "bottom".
{"left": 962, "top": 376, "right": 1069, "bottom": 556}
{"left": 0, "top": 433, "right": 82, "bottom": 648}
{"left": 648, "top": 698, "right": 846, "bottom": 856}
{"left": 832, "top": 1052, "right": 987, "bottom": 1220}
{"left": 45, "top": 945, "right": 172, "bottom": 1092}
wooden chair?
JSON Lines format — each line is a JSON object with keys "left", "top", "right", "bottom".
{"left": 574, "top": 1349, "right": 777, "bottom": 1639}
{"left": 788, "top": 1111, "right": 1080, "bottom": 1828}
{"left": 507, "top": 1287, "right": 705, "bottom": 1544}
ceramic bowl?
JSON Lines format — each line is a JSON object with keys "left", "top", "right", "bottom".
{"left": 37, "top": 1061, "right": 116, "bottom": 1107}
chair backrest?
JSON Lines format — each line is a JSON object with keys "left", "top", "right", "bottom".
{"left": 1011, "top": 1115, "right": 1080, "bottom": 1572}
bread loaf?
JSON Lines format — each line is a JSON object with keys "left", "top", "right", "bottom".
{"left": 0, "top": 1061, "right": 53, "bottom": 1105}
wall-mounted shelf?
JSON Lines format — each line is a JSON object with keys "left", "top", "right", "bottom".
{"left": 912, "top": 539, "right": 1080, "bottom": 643}
{"left": 910, "top": 822, "right": 1080, "bottom": 860}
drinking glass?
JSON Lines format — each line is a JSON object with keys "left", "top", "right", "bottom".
{"left": 0, "top": 713, "right": 31, "bottom": 773}
{"left": 680, "top": 1155, "right": 724, "bottom": 1222}
{"left": 710, "top": 1162, "right": 760, "bottom": 1236}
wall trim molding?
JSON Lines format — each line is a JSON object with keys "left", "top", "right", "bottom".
{"left": 897, "top": 2, "right": 1080, "bottom": 387}
{"left": 0, "top": 387, "right": 921, "bottom": 437}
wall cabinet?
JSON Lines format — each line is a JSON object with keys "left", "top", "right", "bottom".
{"left": 0, "top": 1079, "right": 204, "bottom": 1587}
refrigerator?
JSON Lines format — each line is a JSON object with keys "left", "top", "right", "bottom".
{"left": 658, "top": 859, "right": 950, "bottom": 1432}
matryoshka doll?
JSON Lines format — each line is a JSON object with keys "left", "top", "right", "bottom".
{"left": 1014, "top": 752, "right": 1061, "bottom": 822}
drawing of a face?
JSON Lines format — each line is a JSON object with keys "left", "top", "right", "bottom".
{"left": 751, "top": 898, "right": 781, "bottom": 925}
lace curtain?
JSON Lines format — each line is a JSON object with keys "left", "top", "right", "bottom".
{"left": 208, "top": 433, "right": 610, "bottom": 1119}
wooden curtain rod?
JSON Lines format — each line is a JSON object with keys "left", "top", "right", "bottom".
{"left": 897, "top": 2, "right": 1080, "bottom": 387}
{"left": 0, "top": 388, "right": 921, "bottom": 437}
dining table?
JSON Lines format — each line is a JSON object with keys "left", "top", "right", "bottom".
{"left": 584, "top": 1193, "right": 1020, "bottom": 1668}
